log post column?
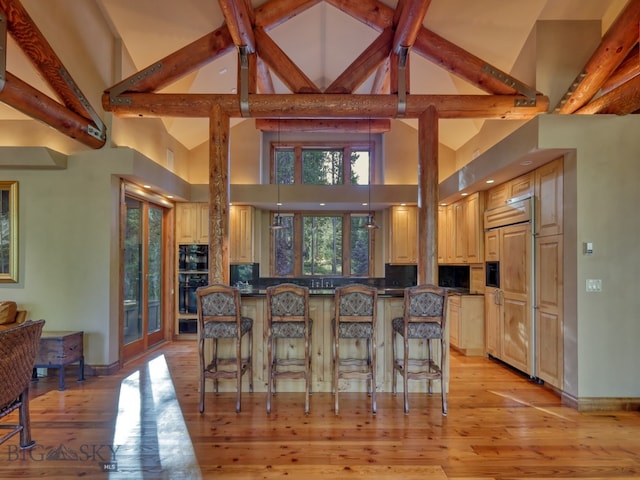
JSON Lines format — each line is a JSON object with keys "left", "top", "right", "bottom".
{"left": 209, "top": 104, "right": 230, "bottom": 284}
{"left": 417, "top": 105, "right": 439, "bottom": 285}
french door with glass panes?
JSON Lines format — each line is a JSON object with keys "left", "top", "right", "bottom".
{"left": 122, "top": 194, "right": 166, "bottom": 361}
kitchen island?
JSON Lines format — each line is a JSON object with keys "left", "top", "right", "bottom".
{"left": 203, "top": 288, "right": 449, "bottom": 395}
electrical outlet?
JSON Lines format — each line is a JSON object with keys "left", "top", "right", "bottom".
{"left": 586, "top": 279, "right": 602, "bottom": 292}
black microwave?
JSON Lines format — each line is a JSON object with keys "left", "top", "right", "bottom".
{"left": 486, "top": 261, "right": 500, "bottom": 288}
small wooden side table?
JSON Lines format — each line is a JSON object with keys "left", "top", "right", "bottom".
{"left": 32, "top": 330, "right": 85, "bottom": 391}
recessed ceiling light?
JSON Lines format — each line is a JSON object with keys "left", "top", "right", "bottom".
{"left": 362, "top": 202, "right": 368, "bottom": 206}
{"left": 319, "top": 203, "right": 326, "bottom": 206}
{"left": 167, "top": 195, "right": 174, "bottom": 199}
{"left": 486, "top": 179, "right": 495, "bottom": 184}
{"left": 521, "top": 160, "right": 532, "bottom": 166}
{"left": 461, "top": 192, "right": 468, "bottom": 196}
{"left": 143, "top": 184, "right": 151, "bottom": 189}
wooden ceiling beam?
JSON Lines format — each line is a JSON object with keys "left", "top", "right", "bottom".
{"left": 413, "top": 28, "right": 526, "bottom": 96}
{"left": 257, "top": 57, "right": 275, "bottom": 94}
{"left": 600, "top": 44, "right": 640, "bottom": 95}
{"left": 255, "top": 118, "right": 391, "bottom": 133}
{"left": 1, "top": 72, "right": 105, "bottom": 149}
{"left": 325, "top": 0, "right": 393, "bottom": 32}
{"left": 107, "top": 26, "right": 235, "bottom": 96}
{"left": 328, "top": 0, "right": 535, "bottom": 97}
{"left": 0, "top": 0, "right": 105, "bottom": 145}
{"left": 254, "top": 27, "right": 320, "bottom": 93}
{"left": 103, "top": 92, "right": 549, "bottom": 120}
{"left": 558, "top": 0, "right": 640, "bottom": 114}
{"left": 575, "top": 74, "right": 640, "bottom": 115}
{"left": 371, "top": 57, "right": 391, "bottom": 94}
{"left": 254, "top": 0, "right": 321, "bottom": 30}
{"left": 218, "top": 0, "right": 256, "bottom": 51}
{"left": 108, "top": 0, "right": 317, "bottom": 96}
{"left": 325, "top": 28, "right": 393, "bottom": 94}
{"left": 392, "top": 0, "right": 432, "bottom": 53}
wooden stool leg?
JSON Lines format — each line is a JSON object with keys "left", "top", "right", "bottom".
{"left": 267, "top": 334, "right": 273, "bottom": 414}
{"left": 371, "top": 336, "right": 377, "bottom": 414}
{"left": 248, "top": 329, "right": 254, "bottom": 393}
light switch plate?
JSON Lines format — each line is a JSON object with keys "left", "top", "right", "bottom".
{"left": 586, "top": 279, "right": 602, "bottom": 292}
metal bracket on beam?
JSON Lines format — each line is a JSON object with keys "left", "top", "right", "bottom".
{"left": 482, "top": 64, "right": 538, "bottom": 107}
{"left": 553, "top": 70, "right": 587, "bottom": 112}
{"left": 59, "top": 67, "right": 106, "bottom": 141}
{"left": 238, "top": 46, "right": 250, "bottom": 118}
{"left": 0, "top": 12, "right": 6, "bottom": 92}
{"left": 397, "top": 46, "right": 409, "bottom": 117}
{"left": 109, "top": 62, "right": 163, "bottom": 106}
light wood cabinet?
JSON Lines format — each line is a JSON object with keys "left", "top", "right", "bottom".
{"left": 388, "top": 205, "right": 417, "bottom": 264}
{"left": 484, "top": 229, "right": 499, "bottom": 262}
{"left": 438, "top": 192, "right": 484, "bottom": 264}
{"left": 509, "top": 172, "right": 534, "bottom": 199}
{"left": 465, "top": 192, "right": 484, "bottom": 263}
{"left": 437, "top": 205, "right": 447, "bottom": 263}
{"left": 535, "top": 157, "right": 563, "bottom": 237}
{"left": 483, "top": 222, "right": 531, "bottom": 374}
{"left": 445, "top": 204, "right": 455, "bottom": 263}
{"left": 486, "top": 172, "right": 533, "bottom": 210}
{"left": 448, "top": 294, "right": 484, "bottom": 356}
{"left": 176, "top": 202, "right": 209, "bottom": 244}
{"left": 535, "top": 234, "right": 563, "bottom": 389}
{"left": 230, "top": 205, "right": 255, "bottom": 264}
{"left": 453, "top": 201, "right": 467, "bottom": 263}
{"left": 484, "top": 286, "right": 501, "bottom": 357}
{"left": 485, "top": 183, "right": 509, "bottom": 210}
{"left": 499, "top": 222, "right": 532, "bottom": 375}
{"left": 469, "top": 265, "right": 485, "bottom": 295}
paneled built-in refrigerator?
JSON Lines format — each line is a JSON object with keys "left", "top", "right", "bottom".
{"left": 484, "top": 196, "right": 536, "bottom": 379}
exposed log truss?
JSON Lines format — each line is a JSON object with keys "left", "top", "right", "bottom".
{"left": 0, "top": 0, "right": 106, "bottom": 149}
{"left": 104, "top": 0, "right": 550, "bottom": 124}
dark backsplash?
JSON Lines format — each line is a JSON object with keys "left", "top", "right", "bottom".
{"left": 384, "top": 264, "right": 417, "bottom": 288}
{"left": 233, "top": 263, "right": 418, "bottom": 290}
{"left": 438, "top": 265, "right": 470, "bottom": 289}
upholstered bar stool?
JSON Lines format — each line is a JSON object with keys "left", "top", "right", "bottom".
{"left": 332, "top": 284, "right": 378, "bottom": 414}
{"left": 266, "top": 283, "right": 312, "bottom": 414}
{"left": 391, "top": 284, "right": 448, "bottom": 415}
{"left": 196, "top": 284, "right": 253, "bottom": 413}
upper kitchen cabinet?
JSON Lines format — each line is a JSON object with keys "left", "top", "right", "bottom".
{"left": 485, "top": 172, "right": 534, "bottom": 210}
{"left": 229, "top": 205, "right": 255, "bottom": 264}
{"left": 535, "top": 157, "right": 563, "bottom": 237}
{"left": 176, "top": 203, "right": 209, "bottom": 244}
{"left": 388, "top": 205, "right": 418, "bottom": 264}
{"left": 438, "top": 192, "right": 484, "bottom": 265}
{"left": 465, "top": 192, "right": 485, "bottom": 263}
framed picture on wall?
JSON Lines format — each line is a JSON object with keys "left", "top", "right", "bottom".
{"left": 0, "top": 181, "right": 18, "bottom": 283}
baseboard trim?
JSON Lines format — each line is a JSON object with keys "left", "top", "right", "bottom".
{"left": 87, "top": 361, "right": 120, "bottom": 376}
{"left": 562, "top": 392, "right": 640, "bottom": 411}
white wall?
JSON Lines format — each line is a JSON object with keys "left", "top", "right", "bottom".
{"left": 1, "top": 157, "right": 119, "bottom": 366}
{"left": 539, "top": 114, "right": 640, "bottom": 398}
{"left": 0, "top": 148, "right": 189, "bottom": 367}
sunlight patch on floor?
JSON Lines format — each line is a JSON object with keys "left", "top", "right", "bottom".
{"left": 110, "top": 354, "right": 201, "bottom": 479}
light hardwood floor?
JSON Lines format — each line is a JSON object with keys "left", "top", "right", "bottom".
{"left": 1, "top": 342, "right": 639, "bottom": 479}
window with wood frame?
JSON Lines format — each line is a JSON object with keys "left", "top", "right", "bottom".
{"left": 272, "top": 142, "right": 375, "bottom": 277}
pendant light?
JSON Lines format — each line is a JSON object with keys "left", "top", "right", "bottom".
{"left": 363, "top": 117, "right": 379, "bottom": 230}
{"left": 270, "top": 117, "right": 285, "bottom": 230}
